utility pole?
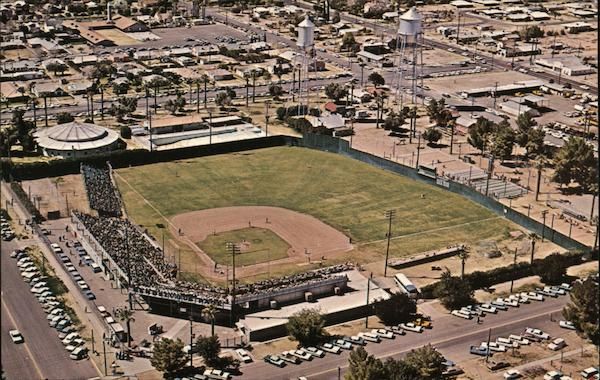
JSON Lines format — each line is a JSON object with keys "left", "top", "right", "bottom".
{"left": 365, "top": 272, "right": 373, "bottom": 328}
{"left": 102, "top": 333, "right": 108, "bottom": 376}
{"left": 383, "top": 209, "right": 396, "bottom": 277}
{"left": 189, "top": 307, "right": 195, "bottom": 368}
{"left": 509, "top": 248, "right": 517, "bottom": 293}
{"left": 485, "top": 328, "right": 492, "bottom": 362}
{"left": 541, "top": 210, "right": 548, "bottom": 242}
{"left": 265, "top": 101, "right": 270, "bottom": 137}
{"left": 415, "top": 133, "right": 422, "bottom": 169}
{"left": 493, "top": 82, "right": 498, "bottom": 109}
{"left": 228, "top": 243, "right": 240, "bottom": 326}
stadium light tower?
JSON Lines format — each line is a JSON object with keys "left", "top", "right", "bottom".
{"left": 383, "top": 209, "right": 396, "bottom": 277}
{"left": 226, "top": 242, "right": 240, "bottom": 326}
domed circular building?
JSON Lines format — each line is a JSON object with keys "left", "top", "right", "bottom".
{"left": 34, "top": 122, "right": 120, "bottom": 158}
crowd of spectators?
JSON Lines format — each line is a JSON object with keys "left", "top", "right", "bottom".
{"left": 74, "top": 212, "right": 176, "bottom": 288}
{"left": 74, "top": 210, "right": 353, "bottom": 307}
{"left": 81, "top": 164, "right": 122, "bottom": 217}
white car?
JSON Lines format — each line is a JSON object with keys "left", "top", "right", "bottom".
{"left": 478, "top": 304, "right": 497, "bottom": 313}
{"left": 480, "top": 341, "right": 506, "bottom": 352}
{"left": 358, "top": 332, "right": 380, "bottom": 342}
{"left": 503, "top": 298, "right": 519, "bottom": 307}
{"left": 504, "top": 369, "right": 521, "bottom": 379}
{"left": 373, "top": 329, "right": 394, "bottom": 339}
{"left": 235, "top": 348, "right": 252, "bottom": 363}
{"left": 451, "top": 310, "right": 472, "bottom": 319}
{"left": 496, "top": 337, "right": 519, "bottom": 348}
{"left": 526, "top": 292, "right": 544, "bottom": 301}
{"left": 9, "top": 329, "right": 24, "bottom": 344}
{"left": 319, "top": 343, "right": 341, "bottom": 354}
{"left": 290, "top": 349, "right": 312, "bottom": 361}
{"left": 304, "top": 346, "right": 325, "bottom": 358}
{"left": 399, "top": 323, "right": 424, "bottom": 333}
{"left": 543, "top": 370, "right": 564, "bottom": 380}
{"left": 559, "top": 320, "right": 575, "bottom": 330}
{"left": 558, "top": 283, "right": 572, "bottom": 291}
{"left": 548, "top": 338, "right": 567, "bottom": 351}
{"left": 62, "top": 332, "right": 81, "bottom": 346}
{"left": 508, "top": 334, "right": 530, "bottom": 345}
{"left": 332, "top": 339, "right": 352, "bottom": 350}
{"left": 525, "top": 328, "right": 550, "bottom": 340}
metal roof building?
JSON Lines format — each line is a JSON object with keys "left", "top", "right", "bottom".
{"left": 34, "top": 122, "right": 120, "bottom": 158}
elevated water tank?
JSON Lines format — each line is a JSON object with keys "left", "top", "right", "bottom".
{"left": 398, "top": 6, "right": 422, "bottom": 37}
{"left": 297, "top": 15, "right": 315, "bottom": 49}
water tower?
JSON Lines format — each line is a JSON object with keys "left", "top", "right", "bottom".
{"left": 296, "top": 15, "right": 315, "bottom": 115}
{"left": 395, "top": 7, "right": 423, "bottom": 106}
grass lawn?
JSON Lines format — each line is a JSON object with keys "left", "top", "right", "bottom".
{"left": 197, "top": 227, "right": 290, "bottom": 266}
{"left": 115, "top": 146, "right": 514, "bottom": 282}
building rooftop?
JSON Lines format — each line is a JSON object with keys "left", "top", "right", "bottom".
{"left": 35, "top": 122, "right": 119, "bottom": 151}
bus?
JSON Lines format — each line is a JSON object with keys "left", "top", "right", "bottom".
{"left": 394, "top": 273, "right": 419, "bottom": 299}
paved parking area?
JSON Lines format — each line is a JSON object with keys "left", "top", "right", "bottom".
{"left": 1, "top": 238, "right": 98, "bottom": 380}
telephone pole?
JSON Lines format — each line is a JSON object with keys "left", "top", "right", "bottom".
{"left": 509, "top": 248, "right": 517, "bottom": 293}
{"left": 383, "top": 209, "right": 396, "bottom": 277}
{"left": 265, "top": 101, "right": 271, "bottom": 137}
{"left": 227, "top": 243, "right": 240, "bottom": 326}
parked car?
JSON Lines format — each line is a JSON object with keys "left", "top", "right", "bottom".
{"left": 414, "top": 318, "right": 432, "bottom": 328}
{"left": 543, "top": 370, "right": 563, "bottom": 380}
{"left": 387, "top": 325, "right": 405, "bottom": 335}
{"left": 358, "top": 332, "right": 380, "bottom": 343}
{"left": 70, "top": 347, "right": 88, "bottom": 360}
{"left": 304, "top": 346, "right": 325, "bottom": 358}
{"left": 559, "top": 320, "right": 575, "bottom": 330}
{"left": 442, "top": 366, "right": 464, "bottom": 377}
{"left": 345, "top": 336, "right": 366, "bottom": 346}
{"left": 235, "top": 348, "right": 252, "bottom": 363}
{"left": 279, "top": 352, "right": 300, "bottom": 364}
{"left": 525, "top": 328, "right": 550, "bottom": 340}
{"left": 373, "top": 329, "right": 394, "bottom": 339}
{"left": 504, "top": 369, "right": 522, "bottom": 379}
{"left": 480, "top": 342, "right": 506, "bottom": 352}
{"left": 319, "top": 343, "right": 341, "bottom": 354}
{"left": 332, "top": 339, "right": 352, "bottom": 350}
{"left": 508, "top": 335, "right": 530, "bottom": 345}
{"left": 263, "top": 355, "right": 285, "bottom": 367}
{"left": 470, "top": 345, "right": 492, "bottom": 357}
{"left": 526, "top": 291, "right": 544, "bottom": 301}
{"left": 580, "top": 367, "right": 598, "bottom": 379}
{"left": 400, "top": 323, "right": 424, "bottom": 333}
{"left": 478, "top": 304, "right": 497, "bottom": 314}
{"left": 548, "top": 338, "right": 567, "bottom": 351}
{"left": 290, "top": 349, "right": 312, "bottom": 361}
{"left": 451, "top": 310, "right": 472, "bottom": 319}
{"left": 486, "top": 361, "right": 510, "bottom": 371}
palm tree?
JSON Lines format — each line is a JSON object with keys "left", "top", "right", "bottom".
{"left": 244, "top": 73, "right": 250, "bottom": 107}
{"left": 97, "top": 82, "right": 105, "bottom": 120}
{"left": 251, "top": 70, "right": 257, "bottom": 103}
{"left": 529, "top": 233, "right": 539, "bottom": 264}
{"left": 532, "top": 155, "right": 548, "bottom": 201}
{"left": 115, "top": 307, "right": 135, "bottom": 347}
{"left": 458, "top": 247, "right": 469, "bottom": 279}
{"left": 589, "top": 183, "right": 598, "bottom": 223}
{"left": 201, "top": 304, "right": 217, "bottom": 337}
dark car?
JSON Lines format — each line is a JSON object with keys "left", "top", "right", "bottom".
{"left": 84, "top": 291, "right": 96, "bottom": 300}
{"left": 442, "top": 367, "right": 464, "bottom": 377}
{"left": 486, "top": 361, "right": 510, "bottom": 371}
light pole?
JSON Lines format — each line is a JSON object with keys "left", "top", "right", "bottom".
{"left": 365, "top": 272, "right": 373, "bottom": 328}
{"left": 208, "top": 111, "right": 212, "bottom": 145}
{"left": 415, "top": 132, "right": 422, "bottom": 169}
{"left": 383, "top": 209, "right": 396, "bottom": 277}
{"left": 541, "top": 210, "right": 548, "bottom": 242}
{"left": 265, "top": 100, "right": 270, "bottom": 137}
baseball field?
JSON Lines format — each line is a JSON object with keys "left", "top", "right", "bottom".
{"left": 114, "top": 146, "right": 514, "bottom": 283}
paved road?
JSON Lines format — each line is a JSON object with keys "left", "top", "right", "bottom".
{"left": 238, "top": 295, "right": 569, "bottom": 379}
{"left": 1, "top": 238, "right": 98, "bottom": 380}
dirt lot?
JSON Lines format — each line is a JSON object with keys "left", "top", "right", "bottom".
{"left": 23, "top": 174, "right": 91, "bottom": 219}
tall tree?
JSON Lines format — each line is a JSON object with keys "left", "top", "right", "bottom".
{"left": 201, "top": 74, "right": 210, "bottom": 109}
{"left": 490, "top": 120, "right": 515, "bottom": 162}
{"left": 325, "top": 83, "right": 348, "bottom": 102}
{"left": 516, "top": 113, "right": 536, "bottom": 148}
{"left": 422, "top": 128, "right": 442, "bottom": 146}
{"left": 552, "top": 137, "right": 597, "bottom": 192}
{"left": 150, "top": 338, "right": 188, "bottom": 377}
{"left": 201, "top": 304, "right": 217, "bottom": 337}
{"left": 115, "top": 307, "right": 135, "bottom": 347}
{"left": 286, "top": 308, "right": 328, "bottom": 347}
{"left": 467, "top": 117, "right": 494, "bottom": 154}
{"left": 562, "top": 278, "right": 599, "bottom": 345}
{"left": 383, "top": 111, "right": 405, "bottom": 132}
{"left": 374, "top": 292, "right": 416, "bottom": 325}
{"left": 425, "top": 98, "right": 445, "bottom": 124}
{"left": 403, "top": 344, "right": 446, "bottom": 379}
{"left": 434, "top": 270, "right": 475, "bottom": 310}
{"left": 345, "top": 346, "right": 387, "bottom": 380}
{"left": 534, "top": 253, "right": 570, "bottom": 285}
{"left": 341, "top": 32, "right": 356, "bottom": 51}
{"left": 368, "top": 72, "right": 385, "bottom": 88}
{"left": 528, "top": 232, "right": 539, "bottom": 264}
{"left": 195, "top": 335, "right": 221, "bottom": 367}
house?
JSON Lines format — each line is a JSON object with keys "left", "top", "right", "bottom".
{"left": 27, "top": 37, "right": 64, "bottom": 53}
{"left": 32, "top": 81, "right": 67, "bottom": 97}
{"left": 235, "top": 66, "right": 265, "bottom": 79}
{"left": 70, "top": 55, "right": 99, "bottom": 66}
{"left": 113, "top": 16, "right": 149, "bottom": 32}
{"left": 529, "top": 11, "right": 550, "bottom": 21}
{"left": 450, "top": 0, "right": 474, "bottom": 7}
{"left": 497, "top": 42, "right": 541, "bottom": 57}
{"left": 357, "top": 51, "right": 392, "bottom": 67}
{"left": 536, "top": 57, "right": 596, "bottom": 77}
{"left": 206, "top": 69, "right": 234, "bottom": 81}
{"left": 306, "top": 113, "right": 348, "bottom": 136}
{"left": 0, "top": 82, "right": 29, "bottom": 103}
{"left": 144, "top": 114, "right": 206, "bottom": 134}
{"left": 562, "top": 22, "right": 594, "bottom": 34}
{"left": 66, "top": 80, "right": 95, "bottom": 95}
{"left": 1, "top": 71, "right": 45, "bottom": 81}
{"left": 192, "top": 45, "right": 220, "bottom": 57}
{"left": 2, "top": 60, "right": 38, "bottom": 73}
{"left": 362, "top": 42, "right": 390, "bottom": 56}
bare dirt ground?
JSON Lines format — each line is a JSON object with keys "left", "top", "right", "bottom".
{"left": 23, "top": 174, "right": 91, "bottom": 218}
{"left": 170, "top": 206, "right": 353, "bottom": 279}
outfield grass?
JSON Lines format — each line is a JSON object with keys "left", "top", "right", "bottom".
{"left": 115, "top": 146, "right": 513, "bottom": 281}
{"left": 197, "top": 227, "right": 290, "bottom": 266}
